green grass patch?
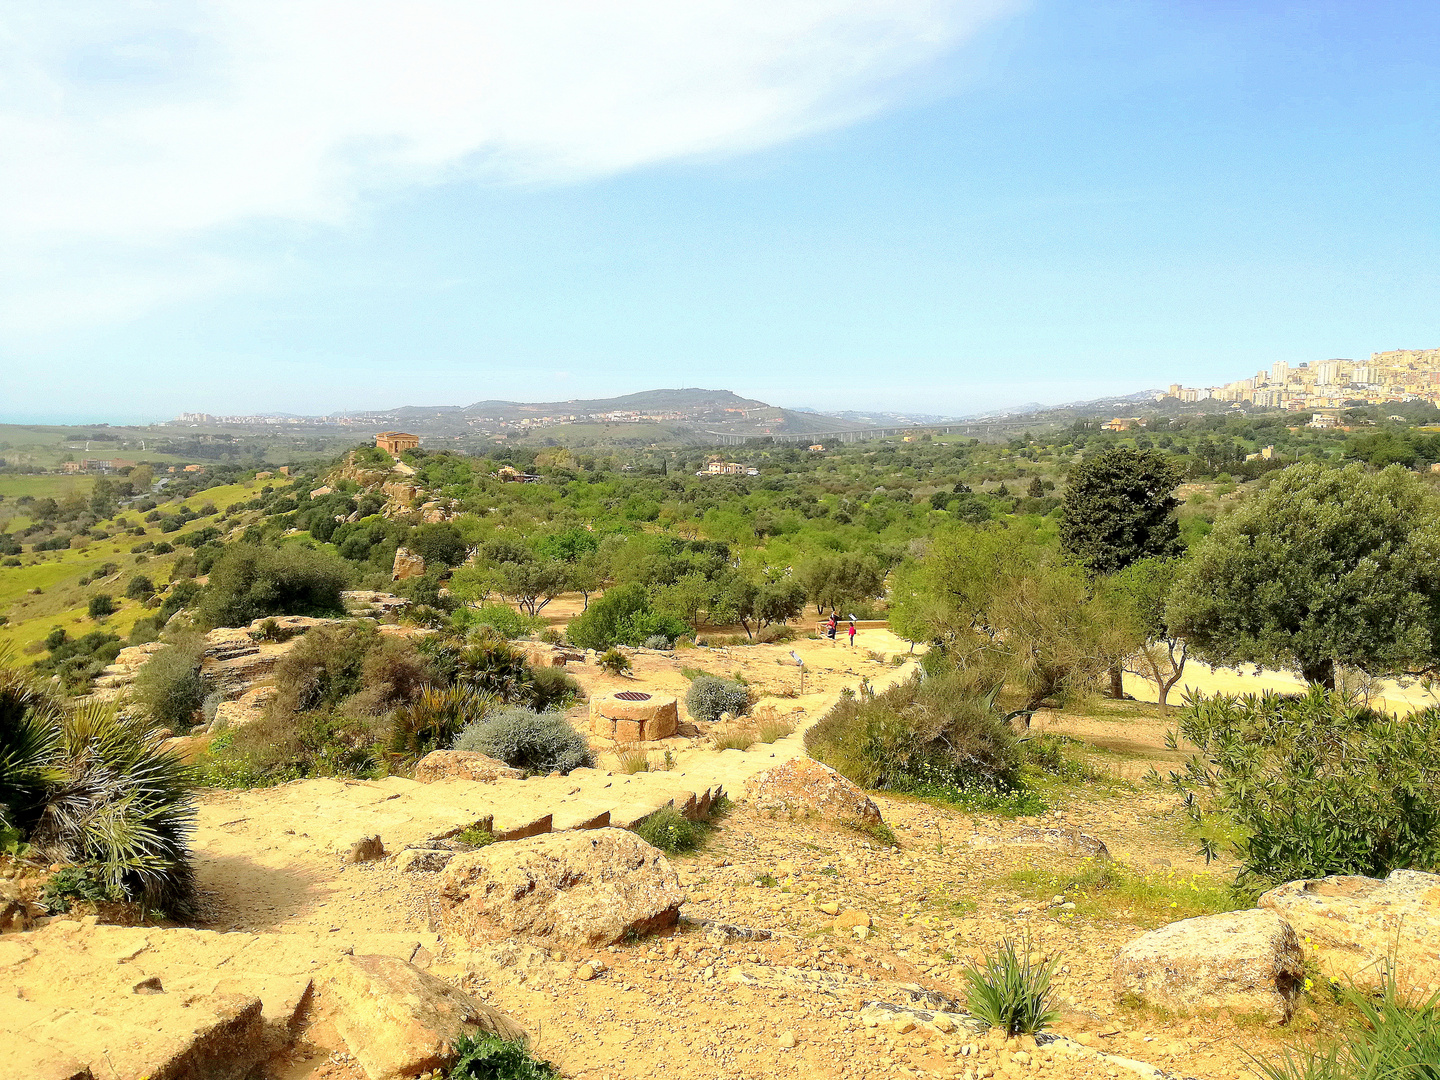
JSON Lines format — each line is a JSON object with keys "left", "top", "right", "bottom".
{"left": 0, "top": 474, "right": 96, "bottom": 501}
{"left": 634, "top": 806, "right": 706, "bottom": 854}
{"left": 448, "top": 1032, "right": 561, "bottom": 1080}
{"left": 890, "top": 780, "right": 1047, "bottom": 817}
{"left": 1007, "top": 859, "right": 1243, "bottom": 927}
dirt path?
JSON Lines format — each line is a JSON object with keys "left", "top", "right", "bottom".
{"left": 186, "top": 632, "right": 1314, "bottom": 1080}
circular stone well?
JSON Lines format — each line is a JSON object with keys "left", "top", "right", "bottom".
{"left": 589, "top": 690, "right": 679, "bottom": 742}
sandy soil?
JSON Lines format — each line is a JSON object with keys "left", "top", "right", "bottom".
{"left": 189, "top": 624, "right": 1342, "bottom": 1080}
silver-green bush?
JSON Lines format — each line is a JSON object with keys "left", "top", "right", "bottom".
{"left": 454, "top": 707, "right": 593, "bottom": 775}
{"left": 685, "top": 676, "right": 750, "bottom": 723}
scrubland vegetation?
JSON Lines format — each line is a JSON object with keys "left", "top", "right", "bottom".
{"left": 4, "top": 407, "right": 1440, "bottom": 1074}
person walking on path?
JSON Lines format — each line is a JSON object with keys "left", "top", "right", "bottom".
{"left": 847, "top": 616, "right": 857, "bottom": 648}
{"left": 826, "top": 613, "right": 838, "bottom": 645}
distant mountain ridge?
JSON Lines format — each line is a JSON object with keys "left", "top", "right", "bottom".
{"left": 174, "top": 386, "right": 1171, "bottom": 438}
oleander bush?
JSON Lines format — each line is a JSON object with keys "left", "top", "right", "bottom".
{"left": 1166, "top": 687, "right": 1440, "bottom": 887}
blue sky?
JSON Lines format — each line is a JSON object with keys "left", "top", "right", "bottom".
{"left": 2, "top": 1, "right": 1437, "bottom": 422}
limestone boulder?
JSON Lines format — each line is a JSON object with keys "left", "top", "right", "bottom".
{"left": 392, "top": 547, "right": 426, "bottom": 581}
{"left": 245, "top": 614, "right": 333, "bottom": 639}
{"left": 438, "top": 827, "right": 684, "bottom": 947}
{"left": 1258, "top": 868, "right": 1440, "bottom": 994}
{"left": 210, "top": 686, "right": 274, "bottom": 733}
{"left": 312, "top": 953, "right": 524, "bottom": 1080}
{"left": 1112, "top": 909, "right": 1304, "bottom": 1025}
{"left": 746, "top": 757, "right": 883, "bottom": 827}
{"left": 414, "top": 750, "right": 523, "bottom": 784}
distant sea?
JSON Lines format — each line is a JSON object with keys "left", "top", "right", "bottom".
{"left": 0, "top": 413, "right": 167, "bottom": 426}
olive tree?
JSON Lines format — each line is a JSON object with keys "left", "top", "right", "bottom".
{"left": 890, "top": 525, "right": 1132, "bottom": 722}
{"left": 1167, "top": 463, "right": 1440, "bottom": 689}
{"left": 1102, "top": 556, "right": 1188, "bottom": 708}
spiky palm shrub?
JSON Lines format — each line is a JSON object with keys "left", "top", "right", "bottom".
{"left": 0, "top": 648, "right": 65, "bottom": 835}
{"left": 30, "top": 701, "right": 198, "bottom": 918}
{"left": 1255, "top": 966, "right": 1440, "bottom": 1080}
{"left": 456, "top": 631, "right": 535, "bottom": 703}
{"left": 389, "top": 685, "right": 496, "bottom": 761}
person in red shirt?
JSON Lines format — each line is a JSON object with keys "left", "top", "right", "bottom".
{"left": 847, "top": 617, "right": 856, "bottom": 647}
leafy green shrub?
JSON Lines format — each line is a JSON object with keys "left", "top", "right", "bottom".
{"left": 196, "top": 543, "right": 350, "bottom": 628}
{"left": 1167, "top": 688, "right": 1440, "bottom": 886}
{"left": 407, "top": 521, "right": 468, "bottom": 567}
{"left": 447, "top": 1032, "right": 560, "bottom": 1080}
{"left": 132, "top": 639, "right": 206, "bottom": 729}
{"left": 125, "top": 575, "right": 155, "bottom": 600}
{"left": 566, "top": 583, "right": 688, "bottom": 651}
{"left": 1256, "top": 968, "right": 1440, "bottom": 1080}
{"left": 31, "top": 628, "right": 124, "bottom": 692}
{"left": 249, "top": 617, "right": 292, "bottom": 642}
{"left": 270, "top": 623, "right": 379, "bottom": 716}
{"left": 40, "top": 865, "right": 121, "bottom": 912}
{"left": 685, "top": 676, "right": 749, "bottom": 722}
{"left": 804, "top": 662, "right": 1021, "bottom": 796}
{"left": 455, "top": 825, "right": 495, "bottom": 849}
{"left": 452, "top": 603, "right": 544, "bottom": 640}
{"left": 454, "top": 707, "right": 593, "bottom": 775}
{"left": 634, "top": 806, "right": 703, "bottom": 854}
{"left": 198, "top": 708, "right": 383, "bottom": 788}
{"left": 755, "top": 624, "right": 795, "bottom": 644}
{"left": 961, "top": 936, "right": 1059, "bottom": 1036}
{"left": 598, "top": 648, "right": 632, "bottom": 676}
{"left": 1020, "top": 732, "right": 1095, "bottom": 782}
{"left": 87, "top": 593, "right": 116, "bottom": 619}
{"left": 528, "top": 666, "right": 581, "bottom": 712}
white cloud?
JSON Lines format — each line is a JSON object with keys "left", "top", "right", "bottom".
{"left": 0, "top": 0, "right": 1021, "bottom": 329}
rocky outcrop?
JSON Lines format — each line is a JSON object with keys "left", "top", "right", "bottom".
{"left": 523, "top": 644, "right": 584, "bottom": 668}
{"left": 343, "top": 590, "right": 411, "bottom": 617}
{"left": 746, "top": 757, "right": 883, "bottom": 827}
{"left": 89, "top": 641, "right": 168, "bottom": 701}
{"left": 392, "top": 547, "right": 426, "bottom": 581}
{"left": 1112, "top": 910, "right": 1304, "bottom": 1025}
{"left": 414, "top": 750, "right": 523, "bottom": 784}
{"left": 310, "top": 953, "right": 524, "bottom": 1080}
{"left": 208, "top": 686, "right": 274, "bottom": 733}
{"left": 381, "top": 481, "right": 419, "bottom": 506}
{"left": 1258, "top": 868, "right": 1440, "bottom": 994}
{"left": 438, "top": 828, "right": 684, "bottom": 947}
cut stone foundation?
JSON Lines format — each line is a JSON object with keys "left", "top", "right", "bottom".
{"left": 589, "top": 691, "right": 678, "bottom": 741}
